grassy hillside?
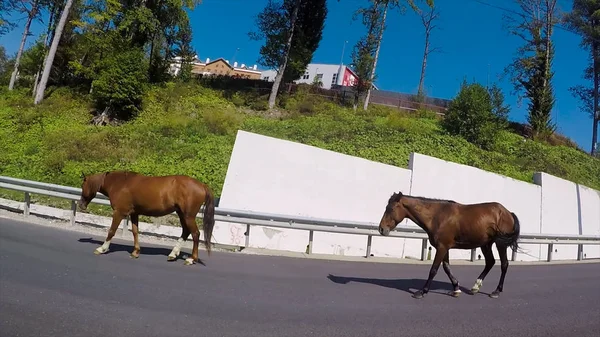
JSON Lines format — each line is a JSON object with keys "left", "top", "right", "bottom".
{"left": 1, "top": 83, "right": 598, "bottom": 220}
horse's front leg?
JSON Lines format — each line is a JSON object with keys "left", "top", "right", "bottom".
{"left": 94, "top": 212, "right": 125, "bottom": 255}
{"left": 413, "top": 246, "right": 448, "bottom": 299}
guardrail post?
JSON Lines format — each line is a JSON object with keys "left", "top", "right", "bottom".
{"left": 577, "top": 244, "right": 583, "bottom": 261}
{"left": 511, "top": 248, "right": 517, "bottom": 262}
{"left": 120, "top": 216, "right": 129, "bottom": 237}
{"left": 245, "top": 224, "right": 250, "bottom": 248}
{"left": 307, "top": 230, "right": 314, "bottom": 254}
{"left": 70, "top": 200, "right": 77, "bottom": 226}
{"left": 23, "top": 192, "right": 30, "bottom": 217}
{"left": 420, "top": 239, "right": 428, "bottom": 261}
{"left": 547, "top": 243, "right": 554, "bottom": 262}
{"left": 365, "top": 235, "right": 372, "bottom": 258}
{"left": 470, "top": 249, "right": 476, "bottom": 262}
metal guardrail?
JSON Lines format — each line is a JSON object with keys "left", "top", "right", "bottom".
{"left": 1, "top": 175, "right": 599, "bottom": 262}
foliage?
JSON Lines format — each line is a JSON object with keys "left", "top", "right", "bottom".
{"left": 563, "top": 0, "right": 600, "bottom": 154}
{"left": 349, "top": 1, "right": 385, "bottom": 109}
{"left": 1, "top": 84, "right": 598, "bottom": 220}
{"left": 441, "top": 80, "right": 509, "bottom": 150}
{"left": 91, "top": 48, "right": 149, "bottom": 120}
{"left": 503, "top": 0, "right": 558, "bottom": 138}
{"left": 249, "top": 0, "right": 327, "bottom": 84}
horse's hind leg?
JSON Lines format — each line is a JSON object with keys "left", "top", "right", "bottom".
{"left": 168, "top": 212, "right": 191, "bottom": 261}
{"left": 94, "top": 212, "right": 125, "bottom": 255}
{"left": 471, "top": 242, "right": 495, "bottom": 294}
{"left": 130, "top": 213, "right": 140, "bottom": 258}
{"left": 490, "top": 244, "right": 509, "bottom": 298}
{"left": 183, "top": 216, "right": 199, "bottom": 266}
{"left": 442, "top": 252, "right": 461, "bottom": 297}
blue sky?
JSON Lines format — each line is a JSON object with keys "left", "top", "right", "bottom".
{"left": 0, "top": 0, "right": 592, "bottom": 151}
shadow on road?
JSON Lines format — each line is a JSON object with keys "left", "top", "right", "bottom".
{"left": 327, "top": 274, "right": 473, "bottom": 297}
{"left": 77, "top": 237, "right": 206, "bottom": 266}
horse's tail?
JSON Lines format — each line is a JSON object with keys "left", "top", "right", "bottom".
{"left": 202, "top": 185, "right": 216, "bottom": 256}
{"left": 496, "top": 211, "right": 522, "bottom": 253}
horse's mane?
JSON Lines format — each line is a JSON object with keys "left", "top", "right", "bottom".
{"left": 388, "top": 191, "right": 456, "bottom": 204}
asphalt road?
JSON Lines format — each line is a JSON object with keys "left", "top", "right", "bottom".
{"left": 1, "top": 217, "right": 599, "bottom": 337}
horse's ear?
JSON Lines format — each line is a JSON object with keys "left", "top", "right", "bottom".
{"left": 81, "top": 171, "right": 86, "bottom": 179}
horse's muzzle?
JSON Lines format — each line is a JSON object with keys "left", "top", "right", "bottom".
{"left": 78, "top": 200, "right": 87, "bottom": 211}
{"left": 379, "top": 227, "right": 390, "bottom": 236}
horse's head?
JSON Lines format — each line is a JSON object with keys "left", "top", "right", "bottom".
{"left": 78, "top": 172, "right": 104, "bottom": 211}
{"left": 378, "top": 191, "right": 407, "bottom": 236}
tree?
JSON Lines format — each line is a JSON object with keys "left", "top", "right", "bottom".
{"left": 249, "top": 0, "right": 327, "bottom": 110}
{"left": 563, "top": 0, "right": 600, "bottom": 155}
{"left": 441, "top": 80, "right": 509, "bottom": 150}
{"left": 349, "top": 0, "right": 433, "bottom": 111}
{"left": 34, "top": 0, "right": 73, "bottom": 104}
{"left": 503, "top": 0, "right": 559, "bottom": 139}
{"left": 415, "top": 0, "right": 440, "bottom": 101}
{"left": 349, "top": 0, "right": 385, "bottom": 111}
{"left": 1, "top": 0, "right": 18, "bottom": 37}
{"left": 173, "top": 21, "right": 196, "bottom": 83}
{"left": 8, "top": 0, "right": 41, "bottom": 90}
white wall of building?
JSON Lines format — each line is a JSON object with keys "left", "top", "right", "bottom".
{"left": 214, "top": 130, "right": 600, "bottom": 262}
{"left": 260, "top": 63, "right": 346, "bottom": 90}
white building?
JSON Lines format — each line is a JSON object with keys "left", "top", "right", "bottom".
{"left": 260, "top": 63, "right": 377, "bottom": 90}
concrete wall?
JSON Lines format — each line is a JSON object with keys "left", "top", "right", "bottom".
{"left": 216, "top": 130, "right": 599, "bottom": 261}
{"left": 534, "top": 172, "right": 600, "bottom": 260}
{"left": 578, "top": 184, "right": 600, "bottom": 259}
{"left": 217, "top": 130, "right": 415, "bottom": 258}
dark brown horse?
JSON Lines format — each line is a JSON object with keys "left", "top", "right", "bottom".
{"left": 378, "top": 191, "right": 521, "bottom": 299}
{"left": 78, "top": 171, "right": 216, "bottom": 266}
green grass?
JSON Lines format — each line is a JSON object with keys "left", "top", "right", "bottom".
{"left": 1, "top": 82, "right": 598, "bottom": 224}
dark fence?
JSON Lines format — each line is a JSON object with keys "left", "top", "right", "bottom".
{"left": 194, "top": 75, "right": 450, "bottom": 115}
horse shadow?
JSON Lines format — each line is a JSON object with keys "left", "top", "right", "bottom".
{"left": 327, "top": 274, "right": 476, "bottom": 297}
{"left": 77, "top": 237, "right": 206, "bottom": 266}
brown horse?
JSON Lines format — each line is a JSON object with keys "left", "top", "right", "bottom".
{"left": 78, "top": 171, "right": 216, "bottom": 266}
{"left": 378, "top": 191, "right": 521, "bottom": 299}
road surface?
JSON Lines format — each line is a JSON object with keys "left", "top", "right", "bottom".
{"left": 1, "top": 217, "right": 599, "bottom": 337}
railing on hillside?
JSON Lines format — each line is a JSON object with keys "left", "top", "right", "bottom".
{"left": 1, "top": 175, "right": 599, "bottom": 263}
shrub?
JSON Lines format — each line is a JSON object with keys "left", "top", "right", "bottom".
{"left": 92, "top": 49, "right": 149, "bottom": 120}
{"left": 441, "top": 80, "right": 508, "bottom": 150}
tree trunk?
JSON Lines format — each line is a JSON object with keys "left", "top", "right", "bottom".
{"left": 33, "top": 4, "right": 57, "bottom": 97}
{"left": 363, "top": 1, "right": 388, "bottom": 111}
{"left": 592, "top": 40, "right": 599, "bottom": 155}
{"left": 34, "top": 0, "right": 75, "bottom": 105}
{"left": 418, "top": 27, "right": 430, "bottom": 99}
{"left": 542, "top": 0, "right": 555, "bottom": 90}
{"left": 9, "top": 0, "right": 39, "bottom": 90}
{"left": 268, "top": 0, "right": 301, "bottom": 110}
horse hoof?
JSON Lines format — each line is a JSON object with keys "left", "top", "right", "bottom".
{"left": 184, "top": 258, "right": 196, "bottom": 266}
{"left": 412, "top": 291, "right": 425, "bottom": 299}
{"left": 93, "top": 249, "right": 103, "bottom": 255}
{"left": 490, "top": 291, "right": 500, "bottom": 299}
{"left": 450, "top": 290, "right": 461, "bottom": 298}
{"left": 470, "top": 288, "right": 479, "bottom": 295}
{"left": 167, "top": 255, "right": 177, "bottom": 262}
{"left": 130, "top": 253, "right": 139, "bottom": 259}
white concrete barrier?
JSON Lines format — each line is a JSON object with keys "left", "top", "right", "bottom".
{"left": 216, "top": 130, "right": 599, "bottom": 262}
{"left": 578, "top": 184, "right": 600, "bottom": 259}
{"left": 217, "top": 130, "right": 414, "bottom": 258}
{"left": 534, "top": 173, "right": 600, "bottom": 261}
